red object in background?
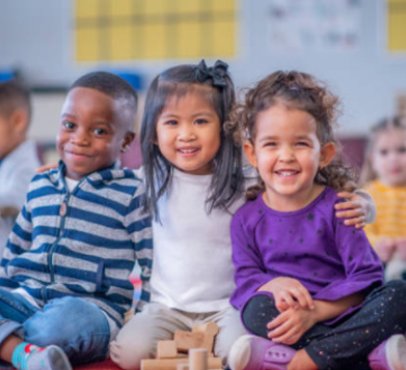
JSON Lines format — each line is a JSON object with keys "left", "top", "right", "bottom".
{"left": 74, "top": 359, "right": 121, "bottom": 370}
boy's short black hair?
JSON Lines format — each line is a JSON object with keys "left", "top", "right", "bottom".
{"left": 70, "top": 71, "right": 138, "bottom": 129}
{"left": 0, "top": 80, "right": 31, "bottom": 122}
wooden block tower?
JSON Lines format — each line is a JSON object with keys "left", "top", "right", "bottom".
{"left": 140, "top": 322, "right": 222, "bottom": 370}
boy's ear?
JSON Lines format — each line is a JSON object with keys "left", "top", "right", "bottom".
{"left": 243, "top": 140, "right": 258, "bottom": 168}
{"left": 320, "top": 142, "right": 336, "bottom": 168}
{"left": 121, "top": 131, "right": 136, "bottom": 152}
{"left": 11, "top": 109, "right": 28, "bottom": 135}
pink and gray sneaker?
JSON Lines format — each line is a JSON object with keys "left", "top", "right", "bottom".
{"left": 228, "top": 334, "right": 296, "bottom": 370}
{"left": 368, "top": 334, "right": 406, "bottom": 370}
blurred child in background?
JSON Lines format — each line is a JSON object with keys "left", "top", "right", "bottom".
{"left": 360, "top": 116, "right": 406, "bottom": 281}
{"left": 0, "top": 80, "right": 41, "bottom": 257}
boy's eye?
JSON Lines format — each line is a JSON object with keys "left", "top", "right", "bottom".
{"left": 397, "top": 146, "right": 406, "bottom": 154}
{"left": 379, "top": 149, "right": 388, "bottom": 156}
{"left": 93, "top": 128, "right": 108, "bottom": 136}
{"left": 62, "top": 121, "right": 75, "bottom": 130}
{"left": 264, "top": 141, "right": 277, "bottom": 147}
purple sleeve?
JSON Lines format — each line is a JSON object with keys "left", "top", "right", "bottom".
{"left": 230, "top": 212, "right": 273, "bottom": 310}
{"left": 314, "top": 217, "right": 384, "bottom": 302}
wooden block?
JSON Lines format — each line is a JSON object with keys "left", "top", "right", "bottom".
{"left": 141, "top": 357, "right": 222, "bottom": 370}
{"left": 174, "top": 330, "right": 204, "bottom": 353}
{"left": 176, "top": 364, "right": 189, "bottom": 370}
{"left": 192, "top": 322, "right": 219, "bottom": 354}
{"left": 192, "top": 322, "right": 219, "bottom": 336}
{"left": 189, "top": 348, "right": 208, "bottom": 370}
{"left": 157, "top": 340, "right": 178, "bottom": 359}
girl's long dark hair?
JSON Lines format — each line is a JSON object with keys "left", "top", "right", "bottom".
{"left": 141, "top": 60, "right": 243, "bottom": 219}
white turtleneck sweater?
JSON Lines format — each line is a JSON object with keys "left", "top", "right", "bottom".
{"left": 150, "top": 169, "right": 246, "bottom": 313}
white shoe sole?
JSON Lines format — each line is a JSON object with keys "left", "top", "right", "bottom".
{"left": 228, "top": 335, "right": 255, "bottom": 370}
{"left": 386, "top": 334, "right": 406, "bottom": 370}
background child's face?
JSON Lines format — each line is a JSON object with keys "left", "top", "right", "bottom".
{"left": 155, "top": 91, "right": 221, "bottom": 175}
{"left": 372, "top": 128, "right": 406, "bottom": 186}
{"left": 244, "top": 104, "right": 334, "bottom": 206}
{"left": 57, "top": 87, "right": 133, "bottom": 180}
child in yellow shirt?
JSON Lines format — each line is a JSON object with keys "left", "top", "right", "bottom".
{"left": 361, "top": 116, "right": 406, "bottom": 280}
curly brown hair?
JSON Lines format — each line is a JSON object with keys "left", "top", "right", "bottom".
{"left": 228, "top": 70, "right": 357, "bottom": 200}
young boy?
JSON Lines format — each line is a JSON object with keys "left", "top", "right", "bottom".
{"left": 0, "top": 80, "right": 41, "bottom": 258}
{"left": 0, "top": 71, "right": 152, "bottom": 370}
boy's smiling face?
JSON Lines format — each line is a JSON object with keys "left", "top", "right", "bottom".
{"left": 57, "top": 87, "right": 134, "bottom": 180}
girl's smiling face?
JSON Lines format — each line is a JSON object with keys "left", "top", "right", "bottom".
{"left": 155, "top": 90, "right": 221, "bottom": 175}
{"left": 244, "top": 104, "right": 335, "bottom": 209}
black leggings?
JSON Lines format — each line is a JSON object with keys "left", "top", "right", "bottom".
{"left": 242, "top": 280, "right": 406, "bottom": 370}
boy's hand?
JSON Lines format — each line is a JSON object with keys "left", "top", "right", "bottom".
{"left": 335, "top": 191, "right": 370, "bottom": 228}
{"left": 36, "top": 163, "right": 57, "bottom": 173}
{"left": 258, "top": 277, "right": 314, "bottom": 312}
{"left": 267, "top": 306, "right": 316, "bottom": 345}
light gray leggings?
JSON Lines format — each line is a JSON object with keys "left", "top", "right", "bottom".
{"left": 109, "top": 302, "right": 247, "bottom": 370}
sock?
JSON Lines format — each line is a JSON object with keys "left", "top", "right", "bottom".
{"left": 11, "top": 342, "right": 43, "bottom": 370}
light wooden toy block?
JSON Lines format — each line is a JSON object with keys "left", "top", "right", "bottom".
{"left": 174, "top": 330, "right": 205, "bottom": 353}
{"left": 140, "top": 356, "right": 222, "bottom": 370}
{"left": 192, "top": 322, "right": 219, "bottom": 354}
{"left": 176, "top": 364, "right": 189, "bottom": 370}
{"left": 157, "top": 340, "right": 178, "bottom": 359}
{"left": 189, "top": 348, "right": 208, "bottom": 370}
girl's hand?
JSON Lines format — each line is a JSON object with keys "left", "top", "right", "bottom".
{"left": 258, "top": 277, "right": 314, "bottom": 312}
{"left": 267, "top": 306, "right": 316, "bottom": 345}
{"left": 36, "top": 163, "right": 58, "bottom": 173}
{"left": 395, "top": 238, "right": 406, "bottom": 260}
{"left": 335, "top": 191, "right": 371, "bottom": 228}
{"left": 375, "top": 237, "right": 396, "bottom": 262}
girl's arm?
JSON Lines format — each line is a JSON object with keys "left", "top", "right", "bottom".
{"left": 335, "top": 189, "right": 375, "bottom": 228}
{"left": 230, "top": 213, "right": 275, "bottom": 310}
{"left": 267, "top": 293, "right": 364, "bottom": 345}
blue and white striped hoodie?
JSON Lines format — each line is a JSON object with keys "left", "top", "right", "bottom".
{"left": 0, "top": 162, "right": 152, "bottom": 328}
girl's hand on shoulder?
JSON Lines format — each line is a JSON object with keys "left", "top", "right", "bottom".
{"left": 36, "top": 163, "right": 58, "bottom": 173}
{"left": 266, "top": 306, "right": 316, "bottom": 345}
{"left": 335, "top": 191, "right": 373, "bottom": 228}
{"left": 395, "top": 238, "right": 406, "bottom": 260}
{"left": 258, "top": 277, "right": 314, "bottom": 312}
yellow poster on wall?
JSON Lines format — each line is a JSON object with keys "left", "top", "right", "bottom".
{"left": 387, "top": 0, "right": 406, "bottom": 52}
{"left": 74, "top": 0, "right": 236, "bottom": 61}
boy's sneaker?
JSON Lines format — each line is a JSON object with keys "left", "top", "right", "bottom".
{"left": 228, "top": 334, "right": 295, "bottom": 370}
{"left": 25, "top": 345, "right": 72, "bottom": 370}
{"left": 368, "top": 334, "right": 406, "bottom": 370}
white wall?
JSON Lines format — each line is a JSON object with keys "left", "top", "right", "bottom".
{"left": 1, "top": 0, "right": 405, "bottom": 138}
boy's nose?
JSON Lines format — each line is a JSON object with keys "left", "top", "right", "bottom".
{"left": 72, "top": 129, "right": 90, "bottom": 145}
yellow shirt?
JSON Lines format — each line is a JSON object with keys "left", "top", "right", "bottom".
{"left": 364, "top": 180, "right": 406, "bottom": 247}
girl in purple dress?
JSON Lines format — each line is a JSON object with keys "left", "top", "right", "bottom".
{"left": 228, "top": 71, "right": 406, "bottom": 370}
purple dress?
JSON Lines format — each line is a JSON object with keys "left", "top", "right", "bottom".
{"left": 230, "top": 186, "right": 384, "bottom": 320}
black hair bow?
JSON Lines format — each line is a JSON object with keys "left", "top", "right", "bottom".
{"left": 194, "top": 59, "right": 229, "bottom": 87}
